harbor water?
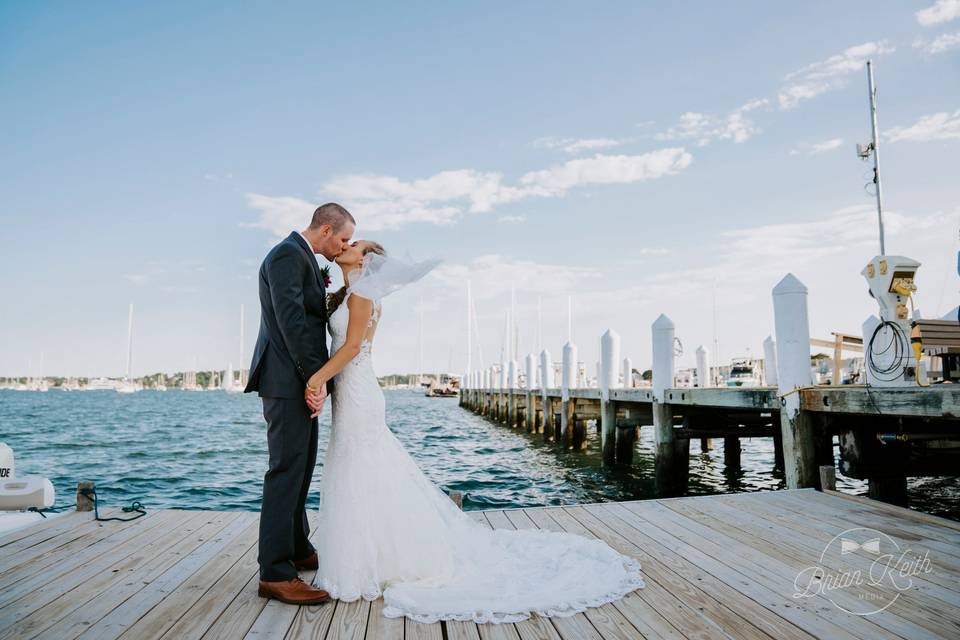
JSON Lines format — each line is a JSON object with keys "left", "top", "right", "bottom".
{"left": 2, "top": 388, "right": 957, "bottom": 520}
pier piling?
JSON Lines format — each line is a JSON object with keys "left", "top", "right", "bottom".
{"left": 652, "top": 314, "right": 688, "bottom": 496}
{"left": 773, "top": 274, "right": 818, "bottom": 489}
{"left": 561, "top": 342, "right": 577, "bottom": 447}
{"left": 600, "top": 329, "right": 620, "bottom": 464}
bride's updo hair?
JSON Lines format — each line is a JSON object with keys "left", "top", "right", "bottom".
{"left": 327, "top": 241, "right": 386, "bottom": 316}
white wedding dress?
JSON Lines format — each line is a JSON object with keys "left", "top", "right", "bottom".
{"left": 313, "top": 287, "right": 644, "bottom": 624}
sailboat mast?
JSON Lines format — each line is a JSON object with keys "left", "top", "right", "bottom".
{"left": 466, "top": 281, "right": 472, "bottom": 373}
{"left": 418, "top": 297, "right": 424, "bottom": 385}
{"left": 239, "top": 303, "right": 245, "bottom": 386}
{"left": 125, "top": 303, "right": 134, "bottom": 381}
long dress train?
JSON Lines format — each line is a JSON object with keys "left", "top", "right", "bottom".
{"left": 313, "top": 292, "right": 644, "bottom": 624}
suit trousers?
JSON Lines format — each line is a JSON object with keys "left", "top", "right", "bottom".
{"left": 258, "top": 395, "right": 319, "bottom": 581}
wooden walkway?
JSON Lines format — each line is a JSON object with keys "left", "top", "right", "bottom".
{"left": 1, "top": 489, "right": 958, "bottom": 639}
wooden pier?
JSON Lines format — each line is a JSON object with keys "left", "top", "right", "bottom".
{"left": 2, "top": 488, "right": 959, "bottom": 639}
{"left": 460, "top": 273, "right": 960, "bottom": 505}
{"left": 460, "top": 383, "right": 960, "bottom": 502}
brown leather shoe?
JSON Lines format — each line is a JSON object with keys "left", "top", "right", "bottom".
{"left": 258, "top": 577, "right": 330, "bottom": 605}
{"left": 293, "top": 551, "right": 319, "bottom": 571}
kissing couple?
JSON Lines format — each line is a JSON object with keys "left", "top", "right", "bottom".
{"left": 245, "top": 203, "right": 644, "bottom": 624}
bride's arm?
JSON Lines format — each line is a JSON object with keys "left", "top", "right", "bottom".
{"left": 306, "top": 293, "right": 374, "bottom": 392}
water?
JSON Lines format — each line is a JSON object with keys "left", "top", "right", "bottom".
{"left": 1, "top": 389, "right": 957, "bottom": 520}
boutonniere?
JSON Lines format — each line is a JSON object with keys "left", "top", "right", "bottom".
{"left": 319, "top": 265, "right": 332, "bottom": 288}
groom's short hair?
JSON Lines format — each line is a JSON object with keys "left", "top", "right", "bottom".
{"left": 310, "top": 202, "right": 355, "bottom": 232}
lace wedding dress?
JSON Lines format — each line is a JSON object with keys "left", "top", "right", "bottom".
{"left": 313, "top": 283, "right": 644, "bottom": 624}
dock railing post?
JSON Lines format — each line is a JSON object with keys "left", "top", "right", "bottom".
{"left": 483, "top": 368, "right": 491, "bottom": 415}
{"left": 561, "top": 342, "right": 577, "bottom": 447}
{"left": 695, "top": 345, "right": 710, "bottom": 388}
{"left": 540, "top": 349, "right": 553, "bottom": 438}
{"left": 498, "top": 362, "right": 506, "bottom": 423}
{"left": 600, "top": 329, "right": 620, "bottom": 464}
{"left": 525, "top": 353, "right": 535, "bottom": 432}
{"left": 762, "top": 336, "right": 778, "bottom": 387}
{"left": 653, "top": 314, "right": 686, "bottom": 496}
{"left": 622, "top": 357, "right": 633, "bottom": 389}
{"left": 773, "top": 274, "right": 818, "bottom": 489}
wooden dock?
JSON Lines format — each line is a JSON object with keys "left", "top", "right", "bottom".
{"left": 2, "top": 488, "right": 958, "bottom": 639}
{"left": 461, "top": 384, "right": 960, "bottom": 503}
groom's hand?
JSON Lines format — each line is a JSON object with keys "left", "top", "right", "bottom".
{"left": 305, "top": 383, "right": 327, "bottom": 418}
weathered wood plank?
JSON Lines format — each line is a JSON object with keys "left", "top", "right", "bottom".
{"left": 699, "top": 492, "right": 960, "bottom": 615}
{"left": 279, "top": 599, "right": 337, "bottom": 640}
{"left": 552, "top": 506, "right": 748, "bottom": 640}
{"left": 366, "top": 597, "right": 406, "bottom": 640}
{"left": 327, "top": 597, "right": 369, "bottom": 640}
{"left": 622, "top": 500, "right": 898, "bottom": 640}
{"left": 799, "top": 386, "right": 960, "bottom": 418}
{"left": 608, "top": 501, "right": 864, "bottom": 640}
{"left": 158, "top": 535, "right": 259, "bottom": 640}
{"left": 0, "top": 509, "right": 198, "bottom": 637}
{"left": 0, "top": 510, "right": 87, "bottom": 549}
{"left": 507, "top": 509, "right": 647, "bottom": 640}
{"left": 662, "top": 495, "right": 959, "bottom": 638}
{"left": 115, "top": 516, "right": 260, "bottom": 640}
{"left": 0, "top": 508, "right": 129, "bottom": 582}
{"left": 75, "top": 512, "right": 256, "bottom": 640}
{"left": 406, "top": 616, "right": 444, "bottom": 640}
{"left": 199, "top": 573, "right": 266, "bottom": 640}
{"left": 34, "top": 511, "right": 246, "bottom": 640}
{"left": 822, "top": 489, "right": 960, "bottom": 531}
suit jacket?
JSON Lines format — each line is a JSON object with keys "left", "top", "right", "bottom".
{"left": 245, "top": 232, "right": 331, "bottom": 399}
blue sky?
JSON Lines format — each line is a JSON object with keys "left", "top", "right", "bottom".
{"left": 1, "top": 1, "right": 958, "bottom": 378}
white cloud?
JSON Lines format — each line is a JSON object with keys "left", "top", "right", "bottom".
{"left": 886, "top": 109, "right": 960, "bottom": 142}
{"left": 796, "top": 137, "right": 845, "bottom": 155}
{"left": 916, "top": 0, "right": 960, "bottom": 26}
{"left": 778, "top": 41, "right": 895, "bottom": 109}
{"left": 655, "top": 98, "right": 769, "bottom": 146}
{"left": 533, "top": 136, "right": 629, "bottom": 154}
{"left": 244, "top": 194, "right": 317, "bottom": 237}
{"left": 913, "top": 31, "right": 960, "bottom": 54}
{"left": 518, "top": 148, "right": 692, "bottom": 196}
{"left": 497, "top": 215, "right": 526, "bottom": 224}
{"left": 429, "top": 255, "right": 600, "bottom": 302}
{"left": 244, "top": 148, "right": 693, "bottom": 236}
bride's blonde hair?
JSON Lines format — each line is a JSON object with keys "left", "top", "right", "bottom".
{"left": 326, "top": 241, "right": 386, "bottom": 316}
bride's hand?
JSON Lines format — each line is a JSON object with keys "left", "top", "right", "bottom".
{"left": 305, "top": 383, "right": 327, "bottom": 418}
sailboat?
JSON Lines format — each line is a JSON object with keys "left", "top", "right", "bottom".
{"left": 222, "top": 362, "right": 241, "bottom": 393}
{"left": 116, "top": 304, "right": 141, "bottom": 393}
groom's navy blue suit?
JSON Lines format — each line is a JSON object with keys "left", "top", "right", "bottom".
{"left": 246, "top": 231, "right": 332, "bottom": 581}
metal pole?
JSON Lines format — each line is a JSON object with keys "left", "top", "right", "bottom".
{"left": 867, "top": 60, "right": 885, "bottom": 255}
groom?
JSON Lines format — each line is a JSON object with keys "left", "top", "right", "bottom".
{"left": 245, "top": 202, "right": 355, "bottom": 605}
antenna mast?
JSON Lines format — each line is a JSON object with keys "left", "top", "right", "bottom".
{"left": 861, "top": 59, "right": 886, "bottom": 255}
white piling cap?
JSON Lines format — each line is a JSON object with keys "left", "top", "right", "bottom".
{"left": 772, "top": 273, "right": 807, "bottom": 296}
{"left": 695, "top": 345, "right": 707, "bottom": 355}
{"left": 652, "top": 314, "right": 674, "bottom": 330}
{"left": 601, "top": 328, "right": 620, "bottom": 340}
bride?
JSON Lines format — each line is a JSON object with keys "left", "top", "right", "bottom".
{"left": 303, "top": 240, "right": 644, "bottom": 624}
